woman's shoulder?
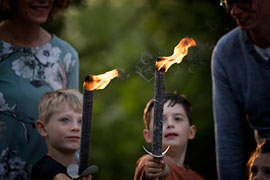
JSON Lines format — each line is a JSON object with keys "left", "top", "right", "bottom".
{"left": 216, "top": 27, "right": 243, "bottom": 49}
{"left": 212, "top": 27, "right": 247, "bottom": 63}
{"left": 50, "top": 34, "right": 78, "bottom": 56}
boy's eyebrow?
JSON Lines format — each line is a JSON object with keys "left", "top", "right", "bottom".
{"left": 163, "top": 113, "right": 184, "bottom": 116}
{"left": 173, "top": 113, "right": 185, "bottom": 116}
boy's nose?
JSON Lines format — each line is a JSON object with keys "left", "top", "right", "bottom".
{"left": 71, "top": 121, "right": 81, "bottom": 131}
{"left": 165, "top": 118, "right": 174, "bottom": 129}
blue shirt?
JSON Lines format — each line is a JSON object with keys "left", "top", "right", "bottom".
{"left": 212, "top": 27, "right": 270, "bottom": 180}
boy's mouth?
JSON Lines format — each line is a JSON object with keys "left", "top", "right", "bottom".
{"left": 165, "top": 133, "right": 178, "bottom": 138}
{"left": 67, "top": 136, "right": 80, "bottom": 140}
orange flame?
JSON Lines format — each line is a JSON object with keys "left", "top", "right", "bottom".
{"left": 156, "top": 37, "right": 197, "bottom": 72}
{"left": 83, "top": 69, "right": 119, "bottom": 91}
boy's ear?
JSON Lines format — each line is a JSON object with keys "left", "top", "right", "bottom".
{"left": 188, "top": 125, "right": 196, "bottom": 140}
{"left": 35, "top": 120, "right": 47, "bottom": 137}
{"left": 143, "top": 129, "right": 152, "bottom": 143}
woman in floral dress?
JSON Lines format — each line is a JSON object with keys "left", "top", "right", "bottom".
{"left": 0, "top": 0, "right": 79, "bottom": 179}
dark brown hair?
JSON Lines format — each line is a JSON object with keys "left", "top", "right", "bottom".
{"left": 0, "top": 0, "right": 71, "bottom": 21}
{"left": 143, "top": 92, "right": 192, "bottom": 129}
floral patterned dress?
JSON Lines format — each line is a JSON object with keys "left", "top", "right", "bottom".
{"left": 0, "top": 34, "right": 79, "bottom": 179}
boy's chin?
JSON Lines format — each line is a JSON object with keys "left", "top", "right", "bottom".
{"left": 162, "top": 145, "right": 172, "bottom": 151}
{"left": 162, "top": 143, "right": 181, "bottom": 150}
{"left": 64, "top": 146, "right": 80, "bottom": 153}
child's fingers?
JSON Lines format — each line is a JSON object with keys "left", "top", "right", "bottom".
{"left": 156, "top": 158, "right": 165, "bottom": 167}
{"left": 74, "top": 174, "right": 92, "bottom": 180}
{"left": 85, "top": 175, "right": 92, "bottom": 180}
{"left": 148, "top": 157, "right": 165, "bottom": 168}
{"left": 147, "top": 167, "right": 163, "bottom": 173}
{"left": 150, "top": 156, "right": 164, "bottom": 163}
{"left": 146, "top": 160, "right": 163, "bottom": 169}
{"left": 81, "top": 175, "right": 92, "bottom": 180}
{"left": 145, "top": 162, "right": 164, "bottom": 175}
{"left": 145, "top": 169, "right": 163, "bottom": 179}
{"left": 145, "top": 156, "right": 169, "bottom": 179}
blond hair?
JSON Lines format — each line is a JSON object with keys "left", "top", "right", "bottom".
{"left": 38, "top": 89, "right": 83, "bottom": 124}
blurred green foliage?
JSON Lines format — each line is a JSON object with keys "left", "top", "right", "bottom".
{"left": 47, "top": 0, "right": 236, "bottom": 179}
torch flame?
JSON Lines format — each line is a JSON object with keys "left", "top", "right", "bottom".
{"left": 83, "top": 69, "right": 119, "bottom": 91}
{"left": 156, "top": 37, "right": 197, "bottom": 72}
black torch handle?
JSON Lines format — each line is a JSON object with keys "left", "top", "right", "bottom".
{"left": 152, "top": 69, "right": 165, "bottom": 156}
{"left": 79, "top": 90, "right": 94, "bottom": 175}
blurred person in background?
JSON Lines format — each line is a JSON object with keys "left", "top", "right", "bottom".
{"left": 247, "top": 140, "right": 270, "bottom": 180}
{"left": 0, "top": 0, "right": 79, "bottom": 179}
{"left": 211, "top": 0, "right": 270, "bottom": 179}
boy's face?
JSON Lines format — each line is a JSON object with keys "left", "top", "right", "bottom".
{"left": 42, "top": 104, "right": 82, "bottom": 153}
{"left": 144, "top": 101, "right": 196, "bottom": 150}
{"left": 249, "top": 153, "right": 270, "bottom": 180}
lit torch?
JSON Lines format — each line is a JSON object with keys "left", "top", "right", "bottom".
{"left": 79, "top": 69, "right": 119, "bottom": 175}
{"left": 146, "top": 38, "right": 196, "bottom": 179}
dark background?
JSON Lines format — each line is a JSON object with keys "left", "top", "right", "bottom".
{"left": 46, "top": 0, "right": 236, "bottom": 179}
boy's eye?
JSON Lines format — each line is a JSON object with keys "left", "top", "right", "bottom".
{"left": 61, "top": 118, "right": 69, "bottom": 123}
{"left": 174, "top": 117, "right": 182, "bottom": 121}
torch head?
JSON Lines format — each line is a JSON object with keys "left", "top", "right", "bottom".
{"left": 83, "top": 69, "right": 119, "bottom": 91}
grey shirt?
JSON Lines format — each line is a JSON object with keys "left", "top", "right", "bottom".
{"left": 211, "top": 27, "right": 270, "bottom": 180}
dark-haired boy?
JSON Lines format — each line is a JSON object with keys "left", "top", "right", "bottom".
{"left": 133, "top": 93, "right": 205, "bottom": 180}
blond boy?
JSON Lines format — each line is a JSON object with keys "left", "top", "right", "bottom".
{"left": 31, "top": 89, "right": 91, "bottom": 180}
